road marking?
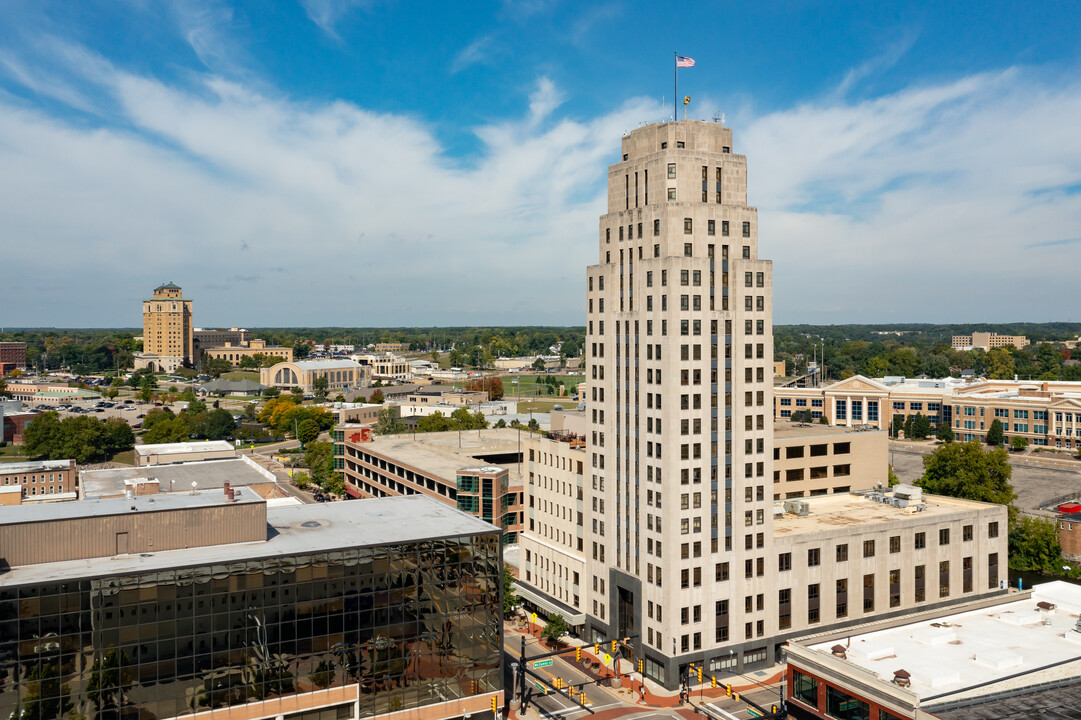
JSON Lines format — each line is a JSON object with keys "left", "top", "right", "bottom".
{"left": 705, "top": 703, "right": 745, "bottom": 720}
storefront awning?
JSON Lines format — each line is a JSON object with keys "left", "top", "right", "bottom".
{"left": 513, "top": 582, "right": 586, "bottom": 626}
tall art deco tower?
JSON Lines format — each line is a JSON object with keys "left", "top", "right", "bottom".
{"left": 585, "top": 120, "right": 773, "bottom": 684}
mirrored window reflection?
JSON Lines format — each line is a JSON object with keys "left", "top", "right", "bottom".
{"left": 0, "top": 533, "right": 502, "bottom": 720}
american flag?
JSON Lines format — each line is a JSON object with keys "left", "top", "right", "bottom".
{"left": 676, "top": 56, "right": 696, "bottom": 68}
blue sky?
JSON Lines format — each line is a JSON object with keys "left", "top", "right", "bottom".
{"left": 1, "top": 1, "right": 1080, "bottom": 328}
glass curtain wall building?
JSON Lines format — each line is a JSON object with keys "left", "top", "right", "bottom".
{"left": 0, "top": 494, "right": 502, "bottom": 720}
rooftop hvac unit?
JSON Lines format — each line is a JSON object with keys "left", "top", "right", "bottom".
{"left": 893, "top": 484, "right": 923, "bottom": 502}
{"left": 893, "top": 497, "right": 909, "bottom": 508}
{"left": 783, "top": 499, "right": 810, "bottom": 516}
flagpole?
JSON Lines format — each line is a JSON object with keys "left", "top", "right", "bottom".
{"left": 673, "top": 52, "right": 677, "bottom": 121}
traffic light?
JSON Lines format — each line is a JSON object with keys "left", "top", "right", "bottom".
{"left": 471, "top": 681, "right": 477, "bottom": 694}
{"left": 711, "top": 676, "right": 717, "bottom": 689}
{"left": 726, "top": 683, "right": 732, "bottom": 698}
{"left": 638, "top": 659, "right": 644, "bottom": 673}
{"left": 491, "top": 696, "right": 498, "bottom": 714}
{"left": 771, "top": 705, "right": 779, "bottom": 714}
{"left": 698, "top": 667, "right": 703, "bottom": 683}
{"left": 594, "top": 643, "right": 600, "bottom": 655}
{"left": 555, "top": 678, "right": 563, "bottom": 690}
{"left": 733, "top": 692, "right": 740, "bottom": 703}
{"left": 575, "top": 647, "right": 582, "bottom": 661}
{"left": 611, "top": 640, "right": 617, "bottom": 653}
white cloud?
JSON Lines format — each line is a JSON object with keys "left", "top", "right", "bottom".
{"left": 1, "top": 34, "right": 1080, "bottom": 328}
{"left": 169, "top": 0, "right": 248, "bottom": 75}
{"left": 742, "top": 69, "right": 1081, "bottom": 322}
{"left": 298, "top": 0, "right": 368, "bottom": 40}
{"left": 0, "top": 41, "right": 659, "bottom": 326}
{"left": 451, "top": 35, "right": 495, "bottom": 74}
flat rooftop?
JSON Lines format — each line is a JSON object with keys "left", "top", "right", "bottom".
{"left": 0, "top": 485, "right": 263, "bottom": 527}
{"left": 773, "top": 491, "right": 995, "bottom": 537}
{"left": 135, "top": 440, "right": 235, "bottom": 456}
{"left": 773, "top": 422, "right": 884, "bottom": 441}
{"left": 0, "top": 459, "right": 72, "bottom": 473}
{"left": 80, "top": 458, "right": 273, "bottom": 498}
{"left": 806, "top": 581, "right": 1081, "bottom": 703}
{"left": 0, "top": 494, "right": 498, "bottom": 586}
{"left": 347, "top": 429, "right": 524, "bottom": 483}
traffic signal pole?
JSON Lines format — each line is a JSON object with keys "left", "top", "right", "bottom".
{"left": 514, "top": 634, "right": 639, "bottom": 715}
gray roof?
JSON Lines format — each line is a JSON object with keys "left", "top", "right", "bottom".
{"left": 200, "top": 378, "right": 264, "bottom": 392}
{"left": 0, "top": 495, "right": 500, "bottom": 586}
{"left": 0, "top": 486, "right": 263, "bottom": 527}
{"left": 80, "top": 458, "right": 272, "bottom": 498}
{"left": 291, "top": 359, "right": 361, "bottom": 371}
{"left": 0, "top": 459, "right": 72, "bottom": 474}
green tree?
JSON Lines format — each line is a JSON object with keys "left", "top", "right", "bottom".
{"left": 202, "top": 357, "right": 233, "bottom": 378}
{"left": 1008, "top": 516, "right": 1063, "bottom": 574}
{"left": 494, "top": 419, "right": 507, "bottom": 428}
{"left": 540, "top": 613, "right": 569, "bottom": 643}
{"left": 917, "top": 441, "right": 1017, "bottom": 522}
{"left": 936, "top": 423, "right": 955, "bottom": 443}
{"left": 985, "top": 348, "right": 1016, "bottom": 380}
{"left": 296, "top": 418, "right": 320, "bottom": 445}
{"left": 304, "top": 441, "right": 335, "bottom": 486}
{"left": 23, "top": 410, "right": 61, "bottom": 459}
{"left": 312, "top": 375, "right": 329, "bottom": 402}
{"left": 374, "top": 407, "right": 406, "bottom": 434}
{"left": 888, "top": 464, "right": 900, "bottom": 487}
{"left": 909, "top": 413, "right": 932, "bottom": 439}
{"left": 198, "top": 408, "right": 236, "bottom": 439}
{"left": 143, "top": 416, "right": 190, "bottom": 444}
{"left": 1011, "top": 436, "right": 1029, "bottom": 452}
{"left": 532, "top": 357, "right": 546, "bottom": 371}
{"left": 987, "top": 418, "right": 1005, "bottom": 446}
{"left": 503, "top": 563, "right": 519, "bottom": 614}
{"left": 102, "top": 417, "right": 135, "bottom": 452}
{"left": 292, "top": 470, "right": 311, "bottom": 489}
{"left": 262, "top": 386, "right": 280, "bottom": 398}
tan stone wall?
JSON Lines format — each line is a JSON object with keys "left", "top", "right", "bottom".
{"left": 773, "top": 427, "right": 885, "bottom": 498}
{"left": 773, "top": 502, "right": 1008, "bottom": 638}
{"left": 520, "top": 434, "right": 587, "bottom": 615}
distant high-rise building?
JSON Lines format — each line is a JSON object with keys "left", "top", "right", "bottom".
{"left": 134, "top": 282, "right": 193, "bottom": 372}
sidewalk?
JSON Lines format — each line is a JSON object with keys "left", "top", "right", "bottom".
{"left": 506, "top": 622, "right": 785, "bottom": 713}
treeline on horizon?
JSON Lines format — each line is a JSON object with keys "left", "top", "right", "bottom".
{"left": 5, "top": 323, "right": 1081, "bottom": 379}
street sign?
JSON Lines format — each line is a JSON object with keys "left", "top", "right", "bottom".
{"left": 530, "top": 612, "right": 538, "bottom": 622}
{"left": 532, "top": 659, "right": 553, "bottom": 669}
{"left": 747, "top": 710, "right": 762, "bottom": 718}
{"left": 602, "top": 653, "right": 613, "bottom": 666}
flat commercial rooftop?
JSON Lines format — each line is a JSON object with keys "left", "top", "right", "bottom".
{"left": 807, "top": 582, "right": 1081, "bottom": 703}
{"left": 0, "top": 459, "right": 72, "bottom": 473}
{"left": 773, "top": 422, "right": 884, "bottom": 441}
{"left": 0, "top": 485, "right": 264, "bottom": 526}
{"left": 80, "top": 458, "right": 273, "bottom": 498}
{"left": 355, "top": 429, "right": 524, "bottom": 483}
{"left": 773, "top": 491, "right": 994, "bottom": 537}
{"left": 135, "top": 440, "right": 235, "bottom": 457}
{"left": 0, "top": 494, "right": 499, "bottom": 587}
